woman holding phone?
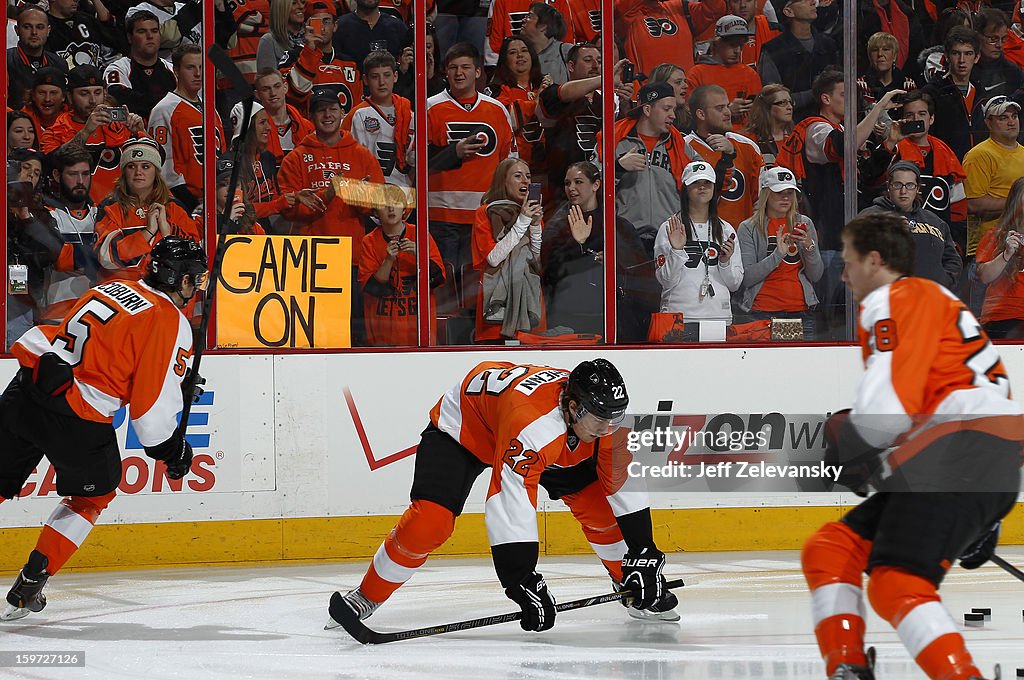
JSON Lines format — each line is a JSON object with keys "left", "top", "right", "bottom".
{"left": 471, "top": 157, "right": 546, "bottom": 343}
{"left": 736, "top": 166, "right": 823, "bottom": 339}
{"left": 975, "top": 177, "right": 1024, "bottom": 339}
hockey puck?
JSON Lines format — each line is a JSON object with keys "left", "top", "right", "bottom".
{"left": 971, "top": 607, "right": 992, "bottom": 620}
{"left": 964, "top": 612, "right": 985, "bottom": 626}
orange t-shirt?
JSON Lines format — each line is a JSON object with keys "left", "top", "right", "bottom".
{"left": 638, "top": 132, "right": 660, "bottom": 156}
{"left": 752, "top": 218, "right": 807, "bottom": 312}
{"left": 977, "top": 228, "right": 1024, "bottom": 324}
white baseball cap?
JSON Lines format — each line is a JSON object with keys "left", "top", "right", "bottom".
{"left": 760, "top": 166, "right": 800, "bottom": 193}
{"left": 230, "top": 100, "right": 265, "bottom": 143}
{"left": 682, "top": 161, "right": 717, "bottom": 186}
{"left": 715, "top": 15, "right": 754, "bottom": 39}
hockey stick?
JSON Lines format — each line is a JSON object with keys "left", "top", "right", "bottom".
{"left": 327, "top": 578, "right": 685, "bottom": 644}
{"left": 174, "top": 45, "right": 256, "bottom": 439}
{"left": 990, "top": 553, "right": 1024, "bottom": 583}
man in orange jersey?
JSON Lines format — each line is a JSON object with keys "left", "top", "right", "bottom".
{"left": 331, "top": 359, "right": 679, "bottom": 631}
{"left": 41, "top": 64, "right": 146, "bottom": 205}
{"left": 616, "top": 0, "right": 727, "bottom": 75}
{"left": 0, "top": 236, "right": 208, "bottom": 621}
{"left": 686, "top": 15, "right": 762, "bottom": 131}
{"left": 280, "top": 0, "right": 363, "bottom": 116}
{"left": 802, "top": 212, "right": 1020, "bottom": 680}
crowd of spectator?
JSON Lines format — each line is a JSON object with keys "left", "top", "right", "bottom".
{"left": 8, "top": 0, "right": 1024, "bottom": 349}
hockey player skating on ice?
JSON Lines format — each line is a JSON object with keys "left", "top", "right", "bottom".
{"left": 0, "top": 236, "right": 208, "bottom": 620}
{"left": 332, "top": 359, "right": 679, "bottom": 632}
{"left": 803, "top": 213, "right": 1021, "bottom": 680}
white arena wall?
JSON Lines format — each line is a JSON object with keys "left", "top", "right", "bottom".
{"left": 1, "top": 345, "right": 1021, "bottom": 571}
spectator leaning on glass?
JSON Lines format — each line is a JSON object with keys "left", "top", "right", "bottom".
{"left": 737, "top": 166, "right": 822, "bottom": 338}
{"left": 471, "top": 157, "right": 546, "bottom": 343}
{"left": 541, "top": 161, "right": 658, "bottom": 341}
{"left": 974, "top": 176, "right": 1024, "bottom": 339}
{"left": 94, "top": 136, "right": 203, "bottom": 283}
{"left": 6, "top": 149, "right": 63, "bottom": 348}
{"left": 651, "top": 160, "right": 743, "bottom": 342}
{"left": 859, "top": 161, "right": 962, "bottom": 290}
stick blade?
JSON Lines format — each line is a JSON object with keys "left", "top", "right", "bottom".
{"left": 328, "top": 591, "right": 377, "bottom": 644}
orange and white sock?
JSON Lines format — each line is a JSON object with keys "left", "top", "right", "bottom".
{"left": 33, "top": 493, "right": 115, "bottom": 574}
{"left": 868, "top": 566, "right": 980, "bottom": 680}
{"left": 802, "top": 521, "right": 873, "bottom": 674}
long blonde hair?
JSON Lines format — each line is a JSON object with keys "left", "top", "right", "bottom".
{"left": 269, "top": 0, "right": 299, "bottom": 48}
{"left": 992, "top": 176, "right": 1024, "bottom": 260}
{"left": 750, "top": 185, "right": 800, "bottom": 240}
{"left": 112, "top": 165, "right": 172, "bottom": 214}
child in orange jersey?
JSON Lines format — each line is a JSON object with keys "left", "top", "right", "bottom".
{"left": 804, "top": 212, "right": 1020, "bottom": 680}
{"left": 358, "top": 184, "right": 445, "bottom": 346}
{"left": 1, "top": 237, "right": 207, "bottom": 620}
{"left": 330, "top": 359, "right": 679, "bottom": 633}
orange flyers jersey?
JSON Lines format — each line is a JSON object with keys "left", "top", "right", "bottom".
{"left": 486, "top": 0, "right": 577, "bottom": 65}
{"left": 429, "top": 362, "right": 587, "bottom": 546}
{"left": 852, "top": 277, "right": 1024, "bottom": 454}
{"left": 570, "top": 0, "right": 601, "bottom": 42}
{"left": 684, "top": 131, "right": 765, "bottom": 230}
{"left": 11, "top": 278, "right": 192, "bottom": 446}
{"left": 743, "top": 14, "right": 780, "bottom": 69}
{"left": 358, "top": 223, "right": 444, "bottom": 346}
{"left": 284, "top": 46, "right": 363, "bottom": 116}
{"left": 94, "top": 200, "right": 203, "bottom": 281}
{"left": 40, "top": 113, "right": 134, "bottom": 205}
{"left": 220, "top": 0, "right": 270, "bottom": 87}
{"left": 616, "top": 0, "right": 727, "bottom": 74}
{"left": 426, "top": 89, "right": 516, "bottom": 224}
{"left": 487, "top": 83, "right": 545, "bottom": 166}
{"left": 148, "top": 92, "right": 225, "bottom": 199}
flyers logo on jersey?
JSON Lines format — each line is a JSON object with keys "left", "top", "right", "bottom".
{"left": 721, "top": 168, "right": 746, "bottom": 201}
{"left": 644, "top": 17, "right": 678, "bottom": 37}
{"left": 921, "top": 175, "right": 951, "bottom": 212}
{"left": 446, "top": 123, "right": 499, "bottom": 155}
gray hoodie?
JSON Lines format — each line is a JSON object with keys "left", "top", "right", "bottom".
{"left": 737, "top": 214, "right": 824, "bottom": 312}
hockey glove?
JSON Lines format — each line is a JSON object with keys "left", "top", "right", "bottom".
{"left": 823, "top": 409, "right": 885, "bottom": 496}
{"left": 182, "top": 369, "right": 205, "bottom": 404}
{"left": 960, "top": 522, "right": 1001, "bottom": 570}
{"left": 145, "top": 431, "right": 194, "bottom": 480}
{"left": 505, "top": 572, "right": 556, "bottom": 632}
{"left": 621, "top": 547, "right": 666, "bottom": 610}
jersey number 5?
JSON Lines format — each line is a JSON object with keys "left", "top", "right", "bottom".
{"left": 52, "top": 299, "right": 118, "bottom": 366}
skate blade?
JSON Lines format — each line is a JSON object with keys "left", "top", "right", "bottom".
{"left": 0, "top": 604, "right": 30, "bottom": 621}
{"left": 626, "top": 607, "right": 681, "bottom": 623}
{"left": 324, "top": 616, "right": 342, "bottom": 630}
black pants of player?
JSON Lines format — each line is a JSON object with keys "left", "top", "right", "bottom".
{"left": 841, "top": 429, "right": 1020, "bottom": 585}
{"left": 0, "top": 369, "right": 121, "bottom": 499}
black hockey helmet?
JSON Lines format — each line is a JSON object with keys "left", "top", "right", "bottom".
{"left": 145, "top": 236, "right": 208, "bottom": 291}
{"left": 565, "top": 358, "right": 628, "bottom": 425}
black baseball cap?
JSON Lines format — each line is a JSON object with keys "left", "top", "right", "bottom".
{"left": 308, "top": 87, "right": 340, "bottom": 115}
{"left": 33, "top": 66, "right": 68, "bottom": 90}
{"left": 626, "top": 81, "right": 675, "bottom": 118}
{"left": 67, "top": 65, "right": 103, "bottom": 90}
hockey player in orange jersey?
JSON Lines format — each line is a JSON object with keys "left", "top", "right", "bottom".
{"left": 0, "top": 236, "right": 208, "bottom": 621}
{"left": 331, "top": 359, "right": 679, "bottom": 632}
{"left": 803, "top": 212, "right": 1021, "bottom": 680}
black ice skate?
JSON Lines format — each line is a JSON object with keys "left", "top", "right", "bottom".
{"left": 325, "top": 587, "right": 381, "bottom": 630}
{"left": 969, "top": 663, "right": 1001, "bottom": 680}
{"left": 613, "top": 579, "right": 681, "bottom": 622}
{"left": 1, "top": 551, "right": 50, "bottom": 621}
{"left": 828, "top": 646, "right": 876, "bottom": 680}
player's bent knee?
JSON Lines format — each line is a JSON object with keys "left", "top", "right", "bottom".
{"left": 398, "top": 499, "right": 456, "bottom": 554}
{"left": 802, "top": 521, "right": 870, "bottom": 588}
{"left": 65, "top": 491, "right": 116, "bottom": 522}
{"left": 866, "top": 565, "right": 940, "bottom": 624}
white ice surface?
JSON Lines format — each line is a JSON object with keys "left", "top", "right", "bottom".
{"left": 0, "top": 549, "right": 1021, "bottom": 679}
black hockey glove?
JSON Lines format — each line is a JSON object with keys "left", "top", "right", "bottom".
{"left": 621, "top": 547, "right": 666, "bottom": 609}
{"left": 182, "top": 369, "right": 205, "bottom": 404}
{"left": 145, "top": 431, "right": 194, "bottom": 480}
{"left": 823, "top": 409, "right": 885, "bottom": 496}
{"left": 505, "top": 572, "right": 556, "bottom": 632}
{"left": 960, "top": 522, "right": 1000, "bottom": 570}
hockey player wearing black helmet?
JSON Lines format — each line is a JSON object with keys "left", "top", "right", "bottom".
{"left": 0, "top": 235, "right": 207, "bottom": 620}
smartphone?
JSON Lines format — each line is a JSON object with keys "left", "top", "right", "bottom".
{"left": 527, "top": 182, "right": 543, "bottom": 203}
{"left": 621, "top": 61, "right": 634, "bottom": 83}
{"left": 899, "top": 119, "right": 925, "bottom": 135}
{"left": 310, "top": 17, "right": 323, "bottom": 35}
{"left": 891, "top": 93, "right": 907, "bottom": 105}
{"left": 108, "top": 105, "right": 128, "bottom": 122}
